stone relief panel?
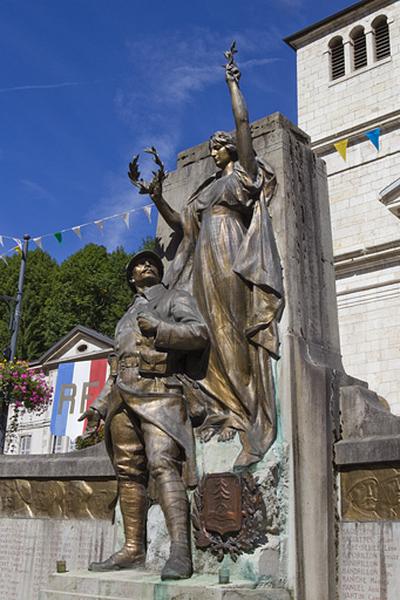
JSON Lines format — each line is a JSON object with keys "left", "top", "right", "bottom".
{"left": 0, "top": 479, "right": 117, "bottom": 520}
{"left": 341, "top": 467, "right": 400, "bottom": 521}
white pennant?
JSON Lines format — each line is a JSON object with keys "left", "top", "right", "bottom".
{"left": 143, "top": 205, "right": 152, "bottom": 223}
{"left": 0, "top": 255, "right": 8, "bottom": 265}
{"left": 13, "top": 238, "right": 22, "bottom": 250}
{"left": 0, "top": 236, "right": 3, "bottom": 247}
{"left": 72, "top": 226, "right": 82, "bottom": 239}
{"left": 94, "top": 220, "right": 104, "bottom": 233}
{"left": 33, "top": 237, "right": 43, "bottom": 249}
{"left": 122, "top": 212, "right": 130, "bottom": 229}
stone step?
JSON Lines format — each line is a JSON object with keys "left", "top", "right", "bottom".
{"left": 39, "top": 570, "right": 291, "bottom": 600}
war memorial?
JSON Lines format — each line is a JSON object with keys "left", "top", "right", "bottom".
{"left": 1, "top": 21, "right": 400, "bottom": 600}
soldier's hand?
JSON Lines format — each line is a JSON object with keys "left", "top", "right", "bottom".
{"left": 78, "top": 407, "right": 102, "bottom": 437}
{"left": 137, "top": 313, "right": 160, "bottom": 336}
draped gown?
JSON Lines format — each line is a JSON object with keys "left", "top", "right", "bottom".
{"left": 165, "top": 160, "right": 283, "bottom": 467}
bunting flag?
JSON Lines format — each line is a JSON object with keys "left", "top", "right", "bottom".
{"left": 144, "top": 205, "right": 152, "bottom": 223}
{"left": 0, "top": 255, "right": 8, "bottom": 265}
{"left": 365, "top": 128, "right": 380, "bottom": 151}
{"left": 334, "top": 139, "right": 348, "bottom": 161}
{"left": 122, "top": 212, "right": 130, "bottom": 229}
{"left": 50, "top": 358, "right": 109, "bottom": 439}
{"left": 94, "top": 219, "right": 104, "bottom": 233}
{"left": 72, "top": 226, "right": 82, "bottom": 239}
{"left": 0, "top": 202, "right": 154, "bottom": 265}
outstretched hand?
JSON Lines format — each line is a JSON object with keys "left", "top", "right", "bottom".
{"left": 224, "top": 41, "right": 241, "bottom": 84}
{"left": 77, "top": 407, "right": 102, "bottom": 438}
{"left": 128, "top": 147, "right": 166, "bottom": 200}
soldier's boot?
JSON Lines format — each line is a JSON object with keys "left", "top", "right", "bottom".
{"left": 158, "top": 477, "right": 193, "bottom": 580}
{"left": 89, "top": 480, "right": 147, "bottom": 571}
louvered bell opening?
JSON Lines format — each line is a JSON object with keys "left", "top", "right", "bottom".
{"left": 375, "top": 22, "right": 391, "bottom": 60}
{"left": 353, "top": 33, "right": 367, "bottom": 70}
{"left": 331, "top": 43, "right": 345, "bottom": 79}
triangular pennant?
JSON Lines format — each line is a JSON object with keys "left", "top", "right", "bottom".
{"left": 334, "top": 139, "right": 348, "bottom": 161}
{"left": 15, "top": 246, "right": 22, "bottom": 256}
{"left": 72, "top": 226, "right": 82, "bottom": 239}
{"left": 0, "top": 255, "right": 8, "bottom": 265}
{"left": 33, "top": 237, "right": 43, "bottom": 250}
{"left": 143, "top": 205, "right": 152, "bottom": 223}
{"left": 365, "top": 128, "right": 380, "bottom": 151}
{"left": 94, "top": 220, "right": 104, "bottom": 233}
{"left": 0, "top": 236, "right": 3, "bottom": 247}
{"left": 13, "top": 238, "right": 22, "bottom": 250}
{"left": 122, "top": 212, "right": 130, "bottom": 229}
{"left": 54, "top": 232, "right": 63, "bottom": 243}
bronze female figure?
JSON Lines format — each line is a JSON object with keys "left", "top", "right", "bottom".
{"left": 129, "top": 44, "right": 283, "bottom": 468}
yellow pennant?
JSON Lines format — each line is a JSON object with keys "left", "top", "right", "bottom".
{"left": 15, "top": 247, "right": 22, "bottom": 256}
{"left": 334, "top": 139, "right": 348, "bottom": 161}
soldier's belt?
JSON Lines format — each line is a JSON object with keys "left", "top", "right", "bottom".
{"left": 116, "top": 377, "right": 182, "bottom": 399}
{"left": 118, "top": 356, "right": 140, "bottom": 369}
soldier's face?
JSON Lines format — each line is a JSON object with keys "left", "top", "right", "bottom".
{"left": 131, "top": 259, "right": 161, "bottom": 288}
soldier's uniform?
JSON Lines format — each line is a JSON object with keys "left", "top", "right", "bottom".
{"left": 89, "top": 261, "right": 208, "bottom": 579}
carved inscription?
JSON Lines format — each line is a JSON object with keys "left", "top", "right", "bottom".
{"left": 0, "top": 518, "right": 116, "bottom": 600}
{"left": 339, "top": 522, "right": 400, "bottom": 600}
{"left": 341, "top": 467, "right": 400, "bottom": 521}
{"left": 0, "top": 479, "right": 117, "bottom": 519}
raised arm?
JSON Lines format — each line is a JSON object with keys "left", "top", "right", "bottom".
{"left": 225, "top": 42, "right": 258, "bottom": 181}
{"left": 128, "top": 148, "right": 182, "bottom": 233}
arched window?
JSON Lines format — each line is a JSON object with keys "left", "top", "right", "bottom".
{"left": 350, "top": 26, "right": 367, "bottom": 70}
{"left": 372, "top": 15, "right": 391, "bottom": 61}
{"left": 329, "top": 36, "right": 345, "bottom": 80}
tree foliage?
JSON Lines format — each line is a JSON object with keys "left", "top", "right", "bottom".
{"left": 0, "top": 238, "right": 156, "bottom": 362}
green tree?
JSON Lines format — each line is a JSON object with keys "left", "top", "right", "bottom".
{"left": 0, "top": 249, "right": 58, "bottom": 361}
{"left": 0, "top": 237, "right": 157, "bottom": 361}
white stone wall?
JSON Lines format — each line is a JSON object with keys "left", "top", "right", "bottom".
{"left": 294, "top": 1, "right": 400, "bottom": 414}
{"left": 325, "top": 128, "right": 400, "bottom": 254}
{"left": 297, "top": 3, "right": 400, "bottom": 141}
{"left": 337, "top": 267, "right": 400, "bottom": 415}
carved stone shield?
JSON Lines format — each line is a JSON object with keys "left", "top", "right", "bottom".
{"left": 203, "top": 473, "right": 242, "bottom": 535}
{"left": 192, "top": 471, "right": 268, "bottom": 561}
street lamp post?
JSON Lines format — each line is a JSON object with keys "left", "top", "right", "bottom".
{"left": 0, "top": 234, "right": 30, "bottom": 453}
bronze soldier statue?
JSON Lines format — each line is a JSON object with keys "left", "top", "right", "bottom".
{"left": 79, "top": 250, "right": 209, "bottom": 579}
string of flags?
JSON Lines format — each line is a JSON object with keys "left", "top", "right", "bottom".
{"left": 334, "top": 127, "right": 380, "bottom": 162}
{"left": 0, "top": 203, "right": 153, "bottom": 265}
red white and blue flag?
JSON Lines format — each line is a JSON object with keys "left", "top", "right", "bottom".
{"left": 50, "top": 358, "right": 108, "bottom": 440}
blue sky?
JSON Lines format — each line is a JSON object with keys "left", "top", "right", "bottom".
{"left": 0, "top": 0, "right": 353, "bottom": 262}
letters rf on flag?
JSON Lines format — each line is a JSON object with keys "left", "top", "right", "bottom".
{"left": 50, "top": 359, "right": 108, "bottom": 440}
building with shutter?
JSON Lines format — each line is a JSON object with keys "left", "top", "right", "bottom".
{"left": 285, "top": 0, "right": 400, "bottom": 413}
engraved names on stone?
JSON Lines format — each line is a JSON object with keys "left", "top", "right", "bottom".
{"left": 340, "top": 522, "right": 400, "bottom": 600}
{"left": 0, "top": 518, "right": 116, "bottom": 600}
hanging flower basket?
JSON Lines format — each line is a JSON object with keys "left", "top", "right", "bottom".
{"left": 0, "top": 360, "right": 53, "bottom": 449}
{"left": 0, "top": 360, "right": 53, "bottom": 412}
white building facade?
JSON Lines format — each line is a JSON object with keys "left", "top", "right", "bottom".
{"left": 6, "top": 326, "right": 112, "bottom": 455}
{"left": 286, "top": 0, "right": 400, "bottom": 413}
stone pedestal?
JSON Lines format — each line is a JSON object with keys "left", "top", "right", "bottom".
{"left": 39, "top": 570, "right": 291, "bottom": 600}
{"left": 156, "top": 113, "right": 340, "bottom": 600}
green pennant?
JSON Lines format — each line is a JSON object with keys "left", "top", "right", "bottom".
{"left": 54, "top": 232, "right": 63, "bottom": 243}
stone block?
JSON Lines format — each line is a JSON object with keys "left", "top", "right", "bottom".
{"left": 39, "top": 570, "right": 291, "bottom": 600}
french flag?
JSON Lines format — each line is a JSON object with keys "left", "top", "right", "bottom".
{"left": 50, "top": 358, "right": 108, "bottom": 440}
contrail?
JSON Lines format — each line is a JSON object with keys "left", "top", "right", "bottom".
{"left": 0, "top": 80, "right": 110, "bottom": 94}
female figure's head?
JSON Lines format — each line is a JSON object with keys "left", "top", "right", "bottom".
{"left": 209, "top": 131, "right": 238, "bottom": 169}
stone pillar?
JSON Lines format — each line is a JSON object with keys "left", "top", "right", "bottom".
{"left": 157, "top": 113, "right": 340, "bottom": 600}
